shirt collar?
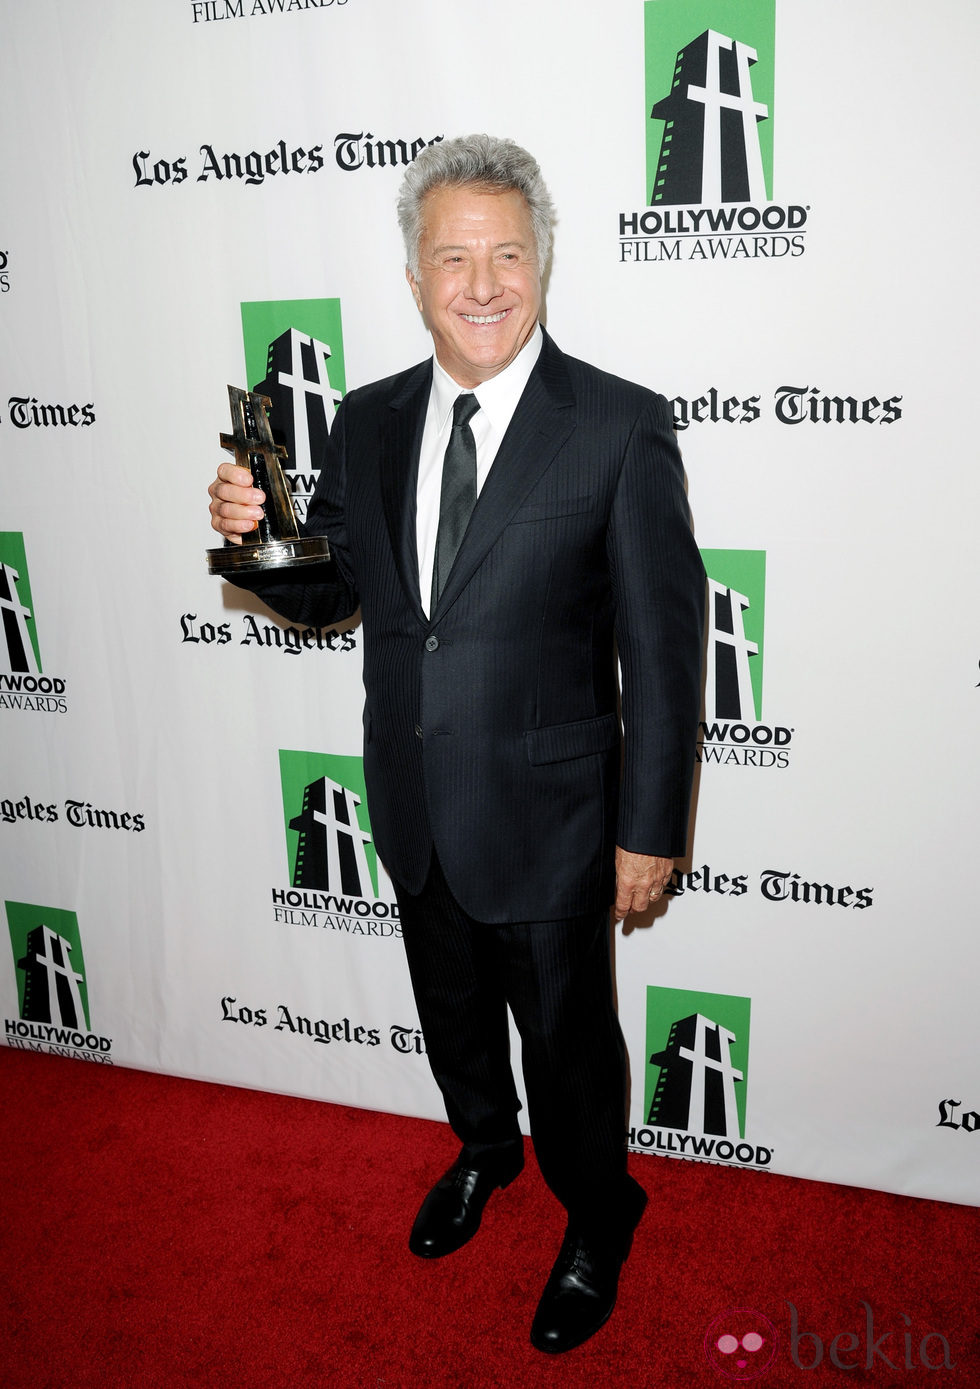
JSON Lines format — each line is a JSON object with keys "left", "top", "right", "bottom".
{"left": 430, "top": 323, "right": 544, "bottom": 432}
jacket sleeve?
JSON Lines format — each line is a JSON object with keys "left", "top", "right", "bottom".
{"left": 222, "top": 395, "right": 360, "bottom": 628}
{"left": 607, "top": 392, "right": 705, "bottom": 858}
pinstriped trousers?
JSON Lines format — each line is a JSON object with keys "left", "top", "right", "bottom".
{"left": 395, "top": 853, "right": 637, "bottom": 1239}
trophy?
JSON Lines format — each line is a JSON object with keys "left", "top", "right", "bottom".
{"left": 206, "top": 385, "right": 330, "bottom": 575}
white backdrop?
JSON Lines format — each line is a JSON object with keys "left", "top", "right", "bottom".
{"left": 2, "top": 0, "right": 978, "bottom": 1207}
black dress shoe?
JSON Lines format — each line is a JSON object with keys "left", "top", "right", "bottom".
{"left": 530, "top": 1185, "right": 647, "bottom": 1354}
{"left": 409, "top": 1150, "right": 523, "bottom": 1259}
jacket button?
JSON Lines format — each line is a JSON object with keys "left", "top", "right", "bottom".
{"left": 425, "top": 635, "right": 439, "bottom": 652}
{"left": 414, "top": 724, "right": 423, "bottom": 739}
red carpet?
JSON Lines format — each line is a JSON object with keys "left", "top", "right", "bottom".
{"left": 1, "top": 1047, "right": 975, "bottom": 1387}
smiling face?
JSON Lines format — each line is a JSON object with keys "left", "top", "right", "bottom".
{"left": 406, "top": 183, "right": 542, "bottom": 388}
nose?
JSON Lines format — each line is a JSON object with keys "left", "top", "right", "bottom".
{"left": 465, "top": 254, "right": 502, "bottom": 305}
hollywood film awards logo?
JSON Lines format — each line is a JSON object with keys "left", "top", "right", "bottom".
{"left": 5, "top": 901, "right": 113, "bottom": 1062}
{"left": 630, "top": 985, "right": 772, "bottom": 1168}
{"left": 0, "top": 534, "right": 68, "bottom": 714}
{"left": 191, "top": 0, "right": 349, "bottom": 25}
{"left": 620, "top": 0, "right": 808, "bottom": 264}
{"left": 240, "top": 298, "right": 346, "bottom": 520}
{"left": 180, "top": 299, "right": 360, "bottom": 657}
{"left": 272, "top": 750, "right": 401, "bottom": 938}
{"left": 699, "top": 549, "right": 793, "bottom": 768}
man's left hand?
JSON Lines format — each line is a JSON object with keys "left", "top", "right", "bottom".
{"left": 614, "top": 847, "right": 674, "bottom": 919}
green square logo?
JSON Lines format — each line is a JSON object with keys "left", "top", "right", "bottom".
{"left": 279, "top": 750, "right": 379, "bottom": 899}
{"left": 0, "top": 533, "right": 42, "bottom": 674}
{"left": 644, "top": 985, "right": 750, "bottom": 1138}
{"left": 6, "top": 901, "right": 89, "bottom": 1029}
{"left": 240, "top": 300, "right": 346, "bottom": 501}
{"left": 240, "top": 299, "right": 346, "bottom": 398}
{"left": 645, "top": 0, "right": 775, "bottom": 205}
{"left": 701, "top": 548, "right": 765, "bottom": 723}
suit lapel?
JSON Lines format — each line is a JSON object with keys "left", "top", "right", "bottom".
{"left": 432, "top": 333, "right": 577, "bottom": 618}
{"left": 379, "top": 360, "right": 431, "bottom": 618}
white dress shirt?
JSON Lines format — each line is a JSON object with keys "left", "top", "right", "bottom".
{"left": 416, "top": 324, "right": 543, "bottom": 616}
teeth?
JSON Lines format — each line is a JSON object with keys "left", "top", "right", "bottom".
{"left": 461, "top": 311, "right": 508, "bottom": 324}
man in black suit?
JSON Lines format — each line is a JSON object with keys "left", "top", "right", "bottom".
{"left": 209, "top": 134, "right": 704, "bottom": 1354}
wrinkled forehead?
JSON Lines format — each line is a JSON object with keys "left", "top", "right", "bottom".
{"left": 419, "top": 182, "right": 534, "bottom": 234}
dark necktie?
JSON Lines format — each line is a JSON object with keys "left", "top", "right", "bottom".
{"left": 431, "top": 392, "right": 480, "bottom": 611}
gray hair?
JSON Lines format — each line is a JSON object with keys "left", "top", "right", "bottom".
{"left": 397, "top": 134, "right": 556, "bottom": 279}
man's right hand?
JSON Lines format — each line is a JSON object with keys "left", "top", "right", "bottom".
{"left": 208, "top": 462, "right": 266, "bottom": 545}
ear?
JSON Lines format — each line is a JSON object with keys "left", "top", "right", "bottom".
{"left": 406, "top": 266, "right": 423, "bottom": 314}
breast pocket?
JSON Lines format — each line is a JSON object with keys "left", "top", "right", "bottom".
{"left": 509, "top": 493, "right": 595, "bottom": 524}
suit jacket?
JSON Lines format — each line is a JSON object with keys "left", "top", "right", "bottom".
{"left": 239, "top": 331, "right": 705, "bottom": 922}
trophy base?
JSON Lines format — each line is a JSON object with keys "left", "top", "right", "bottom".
{"left": 207, "top": 535, "right": 331, "bottom": 576}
